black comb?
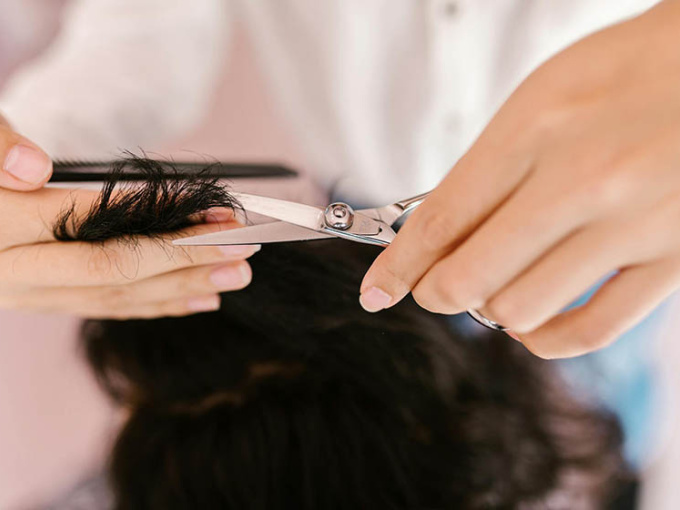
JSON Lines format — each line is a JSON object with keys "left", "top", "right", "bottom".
{"left": 51, "top": 159, "right": 297, "bottom": 183}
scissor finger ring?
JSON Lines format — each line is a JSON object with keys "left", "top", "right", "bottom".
{"left": 466, "top": 309, "right": 507, "bottom": 331}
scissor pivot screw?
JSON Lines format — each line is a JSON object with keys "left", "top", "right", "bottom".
{"left": 324, "top": 203, "right": 354, "bottom": 230}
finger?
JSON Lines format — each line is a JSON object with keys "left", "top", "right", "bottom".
{"left": 518, "top": 257, "right": 680, "bottom": 359}
{"left": 189, "top": 206, "right": 235, "bottom": 225}
{"left": 3, "top": 261, "right": 252, "bottom": 314}
{"left": 480, "top": 203, "right": 678, "bottom": 332}
{"left": 0, "top": 118, "right": 53, "bottom": 190}
{"left": 0, "top": 187, "right": 101, "bottom": 248}
{"left": 360, "top": 114, "right": 535, "bottom": 312}
{"left": 409, "top": 171, "right": 593, "bottom": 315}
{"left": 108, "top": 260, "right": 253, "bottom": 302}
{"left": 0, "top": 187, "right": 238, "bottom": 248}
{"left": 0, "top": 222, "right": 259, "bottom": 287}
{"left": 83, "top": 294, "right": 223, "bottom": 320}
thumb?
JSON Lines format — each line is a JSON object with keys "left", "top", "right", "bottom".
{"left": 0, "top": 115, "right": 52, "bottom": 191}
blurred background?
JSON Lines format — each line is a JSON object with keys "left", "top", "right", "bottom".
{"left": 0, "top": 1, "right": 679, "bottom": 509}
{"left": 0, "top": 2, "right": 308, "bottom": 508}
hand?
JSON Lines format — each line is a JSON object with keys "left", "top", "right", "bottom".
{"left": 0, "top": 113, "right": 53, "bottom": 190}
{"left": 0, "top": 186, "right": 258, "bottom": 318}
{"left": 361, "top": 0, "right": 680, "bottom": 358}
{"left": 0, "top": 112, "right": 257, "bottom": 318}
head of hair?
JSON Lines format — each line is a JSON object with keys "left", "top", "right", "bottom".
{"left": 62, "top": 157, "right": 626, "bottom": 509}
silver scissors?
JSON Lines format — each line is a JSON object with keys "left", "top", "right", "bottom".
{"left": 174, "top": 192, "right": 505, "bottom": 331}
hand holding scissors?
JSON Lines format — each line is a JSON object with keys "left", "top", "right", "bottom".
{"left": 175, "top": 191, "right": 504, "bottom": 331}
{"left": 363, "top": 1, "right": 680, "bottom": 359}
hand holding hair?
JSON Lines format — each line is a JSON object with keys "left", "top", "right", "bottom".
{"left": 0, "top": 113, "right": 52, "bottom": 190}
{"left": 0, "top": 157, "right": 258, "bottom": 319}
{"left": 362, "top": 0, "right": 680, "bottom": 358}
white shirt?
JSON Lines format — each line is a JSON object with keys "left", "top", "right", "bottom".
{"left": 0, "top": 0, "right": 659, "bottom": 204}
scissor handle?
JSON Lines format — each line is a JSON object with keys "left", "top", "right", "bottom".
{"left": 393, "top": 191, "right": 431, "bottom": 215}
{"left": 466, "top": 309, "right": 507, "bottom": 331}
{"left": 361, "top": 191, "right": 432, "bottom": 228}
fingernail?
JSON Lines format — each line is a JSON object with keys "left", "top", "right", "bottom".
{"left": 187, "top": 294, "right": 220, "bottom": 312}
{"left": 359, "top": 286, "right": 392, "bottom": 313}
{"left": 506, "top": 330, "right": 522, "bottom": 342}
{"left": 204, "top": 208, "right": 234, "bottom": 223}
{"left": 219, "top": 244, "right": 261, "bottom": 258}
{"left": 210, "top": 264, "right": 251, "bottom": 289}
{"left": 3, "top": 144, "right": 52, "bottom": 184}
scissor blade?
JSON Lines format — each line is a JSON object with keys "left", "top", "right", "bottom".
{"left": 173, "top": 222, "right": 333, "bottom": 246}
{"left": 232, "top": 192, "right": 325, "bottom": 232}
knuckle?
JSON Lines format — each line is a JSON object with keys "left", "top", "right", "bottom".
{"left": 414, "top": 209, "right": 457, "bottom": 251}
{"left": 101, "top": 285, "right": 133, "bottom": 310}
{"left": 168, "top": 269, "right": 203, "bottom": 296}
{"left": 87, "top": 248, "right": 113, "bottom": 279}
{"left": 156, "top": 301, "right": 188, "bottom": 319}
{"left": 483, "top": 297, "right": 523, "bottom": 331}
{"left": 525, "top": 104, "right": 570, "bottom": 145}
{"left": 412, "top": 279, "right": 469, "bottom": 314}
{"left": 526, "top": 111, "right": 554, "bottom": 145}
{"left": 176, "top": 269, "right": 217, "bottom": 296}
{"left": 174, "top": 274, "right": 198, "bottom": 296}
{"left": 87, "top": 247, "right": 129, "bottom": 282}
{"left": 575, "top": 159, "right": 634, "bottom": 212}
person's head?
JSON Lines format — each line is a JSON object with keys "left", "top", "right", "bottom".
{"left": 61, "top": 159, "right": 626, "bottom": 509}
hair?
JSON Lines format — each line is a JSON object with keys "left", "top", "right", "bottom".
{"left": 53, "top": 155, "right": 241, "bottom": 243}
{"left": 58, "top": 157, "right": 627, "bottom": 509}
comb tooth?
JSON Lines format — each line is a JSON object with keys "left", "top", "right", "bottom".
{"left": 54, "top": 159, "right": 107, "bottom": 168}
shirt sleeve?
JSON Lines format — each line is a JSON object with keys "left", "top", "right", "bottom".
{"left": 0, "top": 0, "right": 231, "bottom": 159}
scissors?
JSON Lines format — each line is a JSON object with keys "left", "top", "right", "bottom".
{"left": 174, "top": 192, "right": 505, "bottom": 331}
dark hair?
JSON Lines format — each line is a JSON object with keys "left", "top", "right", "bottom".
{"left": 53, "top": 155, "right": 240, "bottom": 243}
{"left": 62, "top": 158, "right": 626, "bottom": 509}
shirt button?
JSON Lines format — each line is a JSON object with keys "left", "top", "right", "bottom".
{"left": 442, "top": 1, "right": 460, "bottom": 18}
